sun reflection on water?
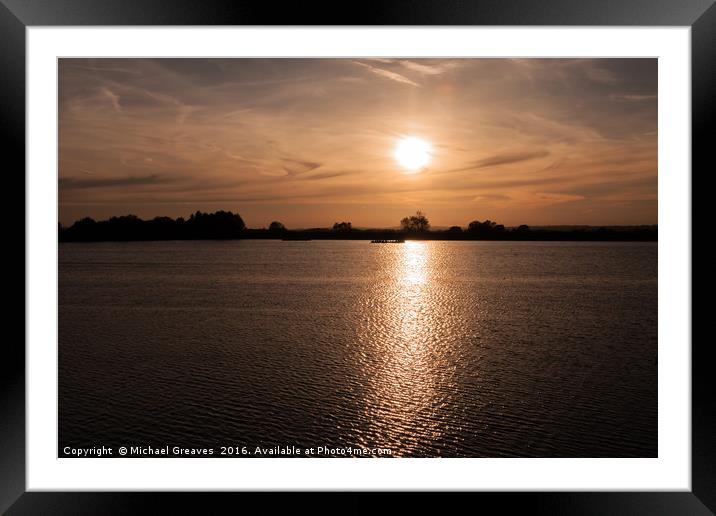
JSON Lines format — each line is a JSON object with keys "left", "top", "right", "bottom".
{"left": 355, "top": 241, "right": 456, "bottom": 456}
{"left": 401, "top": 241, "right": 427, "bottom": 287}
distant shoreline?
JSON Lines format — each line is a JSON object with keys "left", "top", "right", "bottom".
{"left": 59, "top": 229, "right": 657, "bottom": 243}
{"left": 58, "top": 211, "right": 657, "bottom": 243}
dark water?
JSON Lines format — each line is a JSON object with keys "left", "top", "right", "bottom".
{"left": 59, "top": 240, "right": 657, "bottom": 457}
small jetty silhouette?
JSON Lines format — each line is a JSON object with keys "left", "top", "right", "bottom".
{"left": 370, "top": 239, "right": 405, "bottom": 244}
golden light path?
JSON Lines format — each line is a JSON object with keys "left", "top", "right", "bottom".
{"left": 357, "top": 241, "right": 457, "bottom": 456}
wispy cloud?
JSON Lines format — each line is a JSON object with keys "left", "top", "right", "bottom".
{"left": 399, "top": 60, "right": 458, "bottom": 76}
{"left": 473, "top": 193, "right": 511, "bottom": 202}
{"left": 301, "top": 170, "right": 356, "bottom": 181}
{"left": 443, "top": 150, "right": 550, "bottom": 174}
{"left": 471, "top": 150, "right": 550, "bottom": 169}
{"left": 352, "top": 61, "right": 420, "bottom": 87}
{"left": 73, "top": 65, "right": 140, "bottom": 75}
{"left": 60, "top": 174, "right": 170, "bottom": 189}
{"left": 100, "top": 87, "right": 122, "bottom": 113}
{"left": 585, "top": 66, "right": 620, "bottom": 84}
{"left": 609, "top": 94, "right": 657, "bottom": 102}
{"left": 282, "top": 159, "right": 322, "bottom": 175}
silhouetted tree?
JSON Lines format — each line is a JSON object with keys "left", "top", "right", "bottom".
{"left": 75, "top": 217, "right": 97, "bottom": 227}
{"left": 60, "top": 211, "right": 248, "bottom": 241}
{"left": 447, "top": 225, "right": 463, "bottom": 233}
{"left": 466, "top": 219, "right": 507, "bottom": 238}
{"left": 64, "top": 217, "right": 99, "bottom": 241}
{"left": 332, "top": 221, "right": 353, "bottom": 231}
{"left": 400, "top": 210, "right": 430, "bottom": 232}
{"left": 515, "top": 224, "right": 530, "bottom": 233}
{"left": 468, "top": 219, "right": 497, "bottom": 233}
{"left": 269, "top": 221, "right": 287, "bottom": 231}
{"left": 185, "top": 210, "right": 246, "bottom": 239}
{"left": 147, "top": 216, "right": 178, "bottom": 239}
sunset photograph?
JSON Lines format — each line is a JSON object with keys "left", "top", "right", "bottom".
{"left": 58, "top": 57, "right": 657, "bottom": 458}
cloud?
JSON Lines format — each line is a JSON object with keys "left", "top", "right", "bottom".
{"left": 609, "top": 94, "right": 657, "bottom": 102}
{"left": 558, "top": 174, "right": 657, "bottom": 200}
{"left": 66, "top": 64, "right": 141, "bottom": 75}
{"left": 300, "top": 170, "right": 356, "bottom": 181}
{"left": 472, "top": 150, "right": 550, "bottom": 168}
{"left": 473, "top": 193, "right": 511, "bottom": 202}
{"left": 100, "top": 87, "right": 122, "bottom": 113}
{"left": 399, "top": 60, "right": 459, "bottom": 76}
{"left": 261, "top": 169, "right": 290, "bottom": 178}
{"left": 59, "top": 174, "right": 170, "bottom": 189}
{"left": 585, "top": 66, "right": 620, "bottom": 84}
{"left": 282, "top": 159, "right": 322, "bottom": 175}
{"left": 466, "top": 175, "right": 567, "bottom": 190}
{"left": 531, "top": 192, "right": 586, "bottom": 204}
{"left": 443, "top": 150, "right": 550, "bottom": 174}
{"left": 352, "top": 61, "right": 420, "bottom": 87}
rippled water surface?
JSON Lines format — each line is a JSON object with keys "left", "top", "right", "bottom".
{"left": 59, "top": 240, "right": 657, "bottom": 457}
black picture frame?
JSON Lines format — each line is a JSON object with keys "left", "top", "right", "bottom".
{"left": 2, "top": 1, "right": 711, "bottom": 513}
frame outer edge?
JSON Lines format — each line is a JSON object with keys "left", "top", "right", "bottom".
{"left": 691, "top": 1, "right": 716, "bottom": 514}
{"left": 4, "top": 0, "right": 713, "bottom": 513}
{"left": 0, "top": 0, "right": 26, "bottom": 514}
{"left": 0, "top": 0, "right": 714, "bottom": 26}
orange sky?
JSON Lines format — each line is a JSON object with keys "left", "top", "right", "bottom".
{"left": 59, "top": 58, "right": 657, "bottom": 228}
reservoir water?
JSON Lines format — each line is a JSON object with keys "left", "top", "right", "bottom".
{"left": 59, "top": 240, "right": 657, "bottom": 457}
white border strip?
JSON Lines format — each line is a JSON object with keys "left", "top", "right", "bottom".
{"left": 27, "top": 27, "right": 690, "bottom": 491}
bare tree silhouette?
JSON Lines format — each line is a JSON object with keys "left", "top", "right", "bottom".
{"left": 400, "top": 211, "right": 430, "bottom": 232}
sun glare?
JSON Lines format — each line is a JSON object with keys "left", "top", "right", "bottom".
{"left": 394, "top": 137, "right": 432, "bottom": 172}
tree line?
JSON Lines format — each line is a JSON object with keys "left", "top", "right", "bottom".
{"left": 398, "top": 211, "right": 529, "bottom": 235}
{"left": 58, "top": 210, "right": 657, "bottom": 242}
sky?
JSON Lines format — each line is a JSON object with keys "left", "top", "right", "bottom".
{"left": 58, "top": 58, "right": 657, "bottom": 228}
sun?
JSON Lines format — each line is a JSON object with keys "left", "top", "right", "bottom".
{"left": 394, "top": 137, "right": 432, "bottom": 172}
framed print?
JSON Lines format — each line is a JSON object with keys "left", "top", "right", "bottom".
{"left": 3, "top": 0, "right": 712, "bottom": 513}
